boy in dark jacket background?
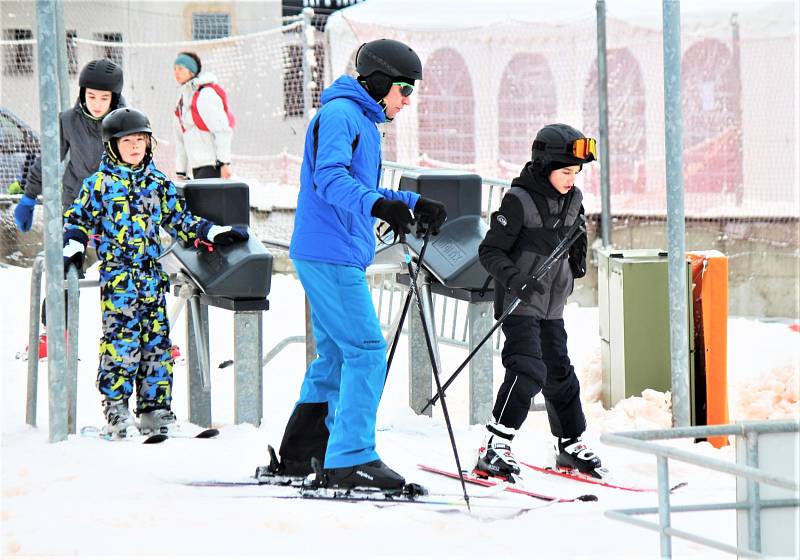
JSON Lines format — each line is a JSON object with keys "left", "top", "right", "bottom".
{"left": 474, "top": 123, "right": 604, "bottom": 481}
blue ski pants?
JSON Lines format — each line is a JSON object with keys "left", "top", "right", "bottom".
{"left": 293, "top": 259, "right": 388, "bottom": 468}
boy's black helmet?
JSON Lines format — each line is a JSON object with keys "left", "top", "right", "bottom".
{"left": 79, "top": 59, "right": 124, "bottom": 94}
{"left": 356, "top": 39, "right": 422, "bottom": 81}
{"left": 532, "top": 123, "right": 595, "bottom": 168}
{"left": 101, "top": 108, "right": 152, "bottom": 142}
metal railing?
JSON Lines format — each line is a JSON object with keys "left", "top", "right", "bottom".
{"left": 600, "top": 420, "right": 800, "bottom": 559}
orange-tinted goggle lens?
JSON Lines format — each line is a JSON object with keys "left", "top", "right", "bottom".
{"left": 572, "top": 137, "right": 597, "bottom": 160}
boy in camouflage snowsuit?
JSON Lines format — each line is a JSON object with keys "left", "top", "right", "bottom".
{"left": 62, "top": 107, "right": 248, "bottom": 437}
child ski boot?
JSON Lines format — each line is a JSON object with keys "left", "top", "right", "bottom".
{"left": 474, "top": 422, "right": 522, "bottom": 482}
{"left": 556, "top": 437, "right": 606, "bottom": 479}
{"left": 102, "top": 399, "right": 138, "bottom": 438}
{"left": 138, "top": 408, "right": 177, "bottom": 436}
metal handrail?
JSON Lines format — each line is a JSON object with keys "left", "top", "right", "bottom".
{"left": 600, "top": 420, "right": 800, "bottom": 559}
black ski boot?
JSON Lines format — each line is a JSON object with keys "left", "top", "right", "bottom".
{"left": 324, "top": 459, "right": 406, "bottom": 491}
{"left": 556, "top": 437, "right": 603, "bottom": 478}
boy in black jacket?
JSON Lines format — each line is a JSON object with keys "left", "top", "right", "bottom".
{"left": 475, "top": 123, "right": 603, "bottom": 480}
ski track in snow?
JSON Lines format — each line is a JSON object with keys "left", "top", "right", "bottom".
{"left": 1, "top": 264, "right": 797, "bottom": 559}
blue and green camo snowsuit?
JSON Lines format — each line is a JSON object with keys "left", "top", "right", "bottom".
{"left": 64, "top": 154, "right": 212, "bottom": 411}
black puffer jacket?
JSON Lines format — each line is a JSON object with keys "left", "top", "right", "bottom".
{"left": 479, "top": 162, "right": 586, "bottom": 320}
{"left": 24, "top": 96, "right": 126, "bottom": 209}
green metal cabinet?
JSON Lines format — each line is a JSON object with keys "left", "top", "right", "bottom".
{"left": 597, "top": 249, "right": 694, "bottom": 418}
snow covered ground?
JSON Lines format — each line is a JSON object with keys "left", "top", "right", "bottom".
{"left": 1, "top": 263, "right": 798, "bottom": 559}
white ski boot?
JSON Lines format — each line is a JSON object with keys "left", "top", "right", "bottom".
{"left": 102, "top": 399, "right": 137, "bottom": 438}
{"left": 138, "top": 408, "right": 177, "bottom": 436}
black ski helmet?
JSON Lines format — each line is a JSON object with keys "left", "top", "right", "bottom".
{"left": 531, "top": 124, "right": 596, "bottom": 171}
{"left": 356, "top": 39, "right": 422, "bottom": 101}
{"left": 102, "top": 107, "right": 151, "bottom": 142}
{"left": 101, "top": 107, "right": 154, "bottom": 166}
{"left": 79, "top": 58, "right": 124, "bottom": 94}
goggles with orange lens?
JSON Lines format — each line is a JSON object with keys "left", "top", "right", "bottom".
{"left": 570, "top": 137, "right": 597, "bottom": 161}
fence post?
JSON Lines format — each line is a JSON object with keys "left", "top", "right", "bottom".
{"left": 36, "top": 0, "right": 68, "bottom": 443}
{"left": 467, "top": 301, "right": 493, "bottom": 425}
{"left": 408, "top": 274, "right": 436, "bottom": 415}
{"left": 596, "top": 0, "right": 612, "bottom": 247}
{"left": 662, "top": 0, "right": 691, "bottom": 428}
{"left": 186, "top": 298, "right": 212, "bottom": 427}
{"left": 25, "top": 254, "right": 44, "bottom": 427}
{"left": 234, "top": 310, "right": 264, "bottom": 426}
{"left": 66, "top": 266, "right": 80, "bottom": 434}
{"left": 301, "top": 7, "right": 315, "bottom": 123}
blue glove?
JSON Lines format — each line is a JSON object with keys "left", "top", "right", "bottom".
{"left": 14, "top": 194, "right": 37, "bottom": 232}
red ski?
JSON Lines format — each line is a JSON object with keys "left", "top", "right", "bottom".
{"left": 519, "top": 461, "right": 687, "bottom": 493}
{"left": 417, "top": 464, "right": 597, "bottom": 503}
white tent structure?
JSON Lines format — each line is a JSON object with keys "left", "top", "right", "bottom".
{"left": 325, "top": 0, "right": 797, "bottom": 218}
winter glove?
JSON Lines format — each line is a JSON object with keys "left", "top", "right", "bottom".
{"left": 568, "top": 232, "right": 587, "bottom": 279}
{"left": 14, "top": 194, "right": 37, "bottom": 232}
{"left": 508, "top": 273, "right": 546, "bottom": 302}
{"left": 413, "top": 197, "right": 448, "bottom": 235}
{"left": 371, "top": 198, "right": 415, "bottom": 239}
{"left": 205, "top": 224, "right": 249, "bottom": 246}
{"left": 7, "top": 180, "right": 22, "bottom": 195}
{"left": 62, "top": 231, "right": 88, "bottom": 275}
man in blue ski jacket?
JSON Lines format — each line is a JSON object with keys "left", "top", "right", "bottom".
{"left": 276, "top": 38, "right": 447, "bottom": 491}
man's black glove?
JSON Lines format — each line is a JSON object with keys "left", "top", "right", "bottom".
{"left": 508, "top": 273, "right": 546, "bottom": 301}
{"left": 413, "top": 197, "right": 447, "bottom": 235}
{"left": 371, "top": 198, "right": 415, "bottom": 239}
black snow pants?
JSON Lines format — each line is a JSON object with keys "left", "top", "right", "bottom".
{"left": 492, "top": 315, "right": 586, "bottom": 438}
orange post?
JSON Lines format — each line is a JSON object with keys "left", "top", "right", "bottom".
{"left": 687, "top": 251, "right": 730, "bottom": 448}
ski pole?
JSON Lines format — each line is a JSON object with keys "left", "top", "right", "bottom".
{"left": 421, "top": 216, "right": 586, "bottom": 413}
{"left": 385, "top": 229, "right": 432, "bottom": 380}
{"left": 402, "top": 229, "right": 471, "bottom": 510}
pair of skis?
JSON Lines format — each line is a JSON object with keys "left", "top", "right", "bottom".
{"left": 79, "top": 425, "right": 219, "bottom": 444}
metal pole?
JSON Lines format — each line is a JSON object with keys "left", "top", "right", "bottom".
{"left": 467, "top": 301, "right": 493, "bottom": 425}
{"left": 596, "top": 0, "right": 612, "bottom": 247}
{"left": 662, "top": 0, "right": 690, "bottom": 428}
{"left": 36, "top": 0, "right": 68, "bottom": 443}
{"left": 66, "top": 265, "right": 80, "bottom": 434}
{"left": 745, "top": 429, "right": 762, "bottom": 552}
{"left": 233, "top": 311, "right": 263, "bottom": 426}
{"left": 656, "top": 456, "right": 673, "bottom": 558}
{"left": 54, "top": 0, "right": 70, "bottom": 113}
{"left": 301, "top": 7, "right": 315, "bottom": 123}
{"left": 25, "top": 254, "right": 44, "bottom": 427}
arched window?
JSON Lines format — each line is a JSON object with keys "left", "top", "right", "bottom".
{"left": 583, "top": 48, "right": 647, "bottom": 195}
{"left": 417, "top": 48, "right": 475, "bottom": 165}
{"left": 682, "top": 38, "right": 742, "bottom": 197}
{"left": 497, "top": 53, "right": 557, "bottom": 168}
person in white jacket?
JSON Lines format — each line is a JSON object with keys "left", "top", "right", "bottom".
{"left": 173, "top": 52, "right": 234, "bottom": 180}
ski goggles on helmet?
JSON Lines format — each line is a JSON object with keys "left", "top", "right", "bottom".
{"left": 392, "top": 81, "right": 414, "bottom": 97}
{"left": 570, "top": 137, "right": 597, "bottom": 161}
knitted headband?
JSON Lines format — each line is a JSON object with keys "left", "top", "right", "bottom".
{"left": 174, "top": 54, "right": 199, "bottom": 75}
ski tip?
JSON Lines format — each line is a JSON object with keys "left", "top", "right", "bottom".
{"left": 669, "top": 482, "right": 689, "bottom": 493}
{"left": 143, "top": 434, "right": 168, "bottom": 444}
{"left": 577, "top": 494, "right": 598, "bottom": 502}
{"left": 196, "top": 428, "right": 220, "bottom": 439}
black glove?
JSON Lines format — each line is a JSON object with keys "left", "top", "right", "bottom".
{"left": 371, "top": 198, "right": 414, "bottom": 239}
{"left": 508, "top": 273, "right": 545, "bottom": 301}
{"left": 413, "top": 197, "right": 447, "bottom": 235}
{"left": 568, "top": 232, "right": 587, "bottom": 279}
{"left": 62, "top": 233, "right": 87, "bottom": 275}
{"left": 206, "top": 225, "right": 249, "bottom": 246}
